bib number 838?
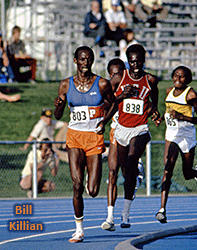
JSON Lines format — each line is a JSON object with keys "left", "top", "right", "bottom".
{"left": 125, "top": 103, "right": 141, "bottom": 113}
{"left": 123, "top": 99, "right": 144, "bottom": 115}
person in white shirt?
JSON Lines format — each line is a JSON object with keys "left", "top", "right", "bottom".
{"left": 20, "top": 138, "right": 58, "bottom": 198}
{"left": 119, "top": 28, "right": 138, "bottom": 68}
{"left": 105, "top": 0, "right": 127, "bottom": 45}
{"left": 121, "top": 0, "right": 139, "bottom": 27}
{"left": 135, "top": 0, "right": 169, "bottom": 27}
{"left": 22, "top": 108, "right": 68, "bottom": 162}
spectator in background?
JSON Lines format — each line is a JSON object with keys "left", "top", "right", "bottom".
{"left": 105, "top": 0, "right": 127, "bottom": 45}
{"left": 20, "top": 138, "right": 58, "bottom": 198}
{"left": 119, "top": 28, "right": 138, "bottom": 68}
{"left": 0, "top": 31, "right": 15, "bottom": 83}
{"left": 21, "top": 108, "right": 69, "bottom": 163}
{"left": 121, "top": 0, "right": 139, "bottom": 27}
{"left": 84, "top": 0, "right": 106, "bottom": 50}
{"left": 135, "top": 0, "right": 169, "bottom": 27}
{"left": 7, "top": 26, "right": 37, "bottom": 83}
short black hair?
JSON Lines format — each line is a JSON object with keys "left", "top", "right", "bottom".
{"left": 74, "top": 46, "right": 94, "bottom": 61}
{"left": 40, "top": 138, "right": 52, "bottom": 150}
{"left": 12, "top": 25, "right": 21, "bottom": 34}
{"left": 126, "top": 44, "right": 146, "bottom": 63}
{"left": 123, "top": 28, "right": 134, "bottom": 39}
{"left": 107, "top": 58, "right": 126, "bottom": 74}
{"left": 171, "top": 65, "right": 192, "bottom": 85}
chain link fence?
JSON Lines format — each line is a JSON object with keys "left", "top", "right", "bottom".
{"left": 0, "top": 141, "right": 197, "bottom": 199}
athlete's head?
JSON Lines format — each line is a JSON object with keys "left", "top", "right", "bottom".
{"left": 171, "top": 65, "right": 192, "bottom": 85}
{"left": 107, "top": 58, "right": 125, "bottom": 78}
{"left": 126, "top": 44, "right": 145, "bottom": 75}
{"left": 126, "top": 44, "right": 145, "bottom": 64}
{"left": 74, "top": 46, "right": 94, "bottom": 73}
{"left": 74, "top": 46, "right": 94, "bottom": 62}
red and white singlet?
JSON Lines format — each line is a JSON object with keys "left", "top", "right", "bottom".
{"left": 116, "top": 69, "right": 151, "bottom": 128}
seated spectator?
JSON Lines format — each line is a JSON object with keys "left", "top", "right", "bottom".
{"left": 121, "top": 0, "right": 139, "bottom": 26}
{"left": 105, "top": 0, "right": 127, "bottom": 45}
{"left": 7, "top": 26, "right": 37, "bottom": 83}
{"left": 20, "top": 138, "right": 58, "bottom": 198}
{"left": 0, "top": 31, "right": 15, "bottom": 83}
{"left": 21, "top": 107, "right": 69, "bottom": 163}
{"left": 135, "top": 0, "right": 169, "bottom": 27}
{"left": 84, "top": 0, "right": 106, "bottom": 49}
{"left": 119, "top": 28, "right": 138, "bottom": 68}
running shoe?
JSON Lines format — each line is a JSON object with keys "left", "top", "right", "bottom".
{"left": 101, "top": 220, "right": 115, "bottom": 231}
{"left": 155, "top": 210, "right": 167, "bottom": 223}
{"left": 120, "top": 214, "right": 130, "bottom": 228}
{"left": 132, "top": 159, "right": 145, "bottom": 200}
{"left": 194, "top": 165, "right": 197, "bottom": 181}
{"left": 69, "top": 231, "right": 84, "bottom": 243}
{"left": 138, "top": 158, "right": 145, "bottom": 180}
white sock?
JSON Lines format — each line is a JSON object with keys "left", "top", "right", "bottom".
{"left": 107, "top": 206, "right": 114, "bottom": 222}
{"left": 159, "top": 208, "right": 165, "bottom": 213}
{"left": 75, "top": 216, "right": 84, "bottom": 233}
{"left": 122, "top": 199, "right": 132, "bottom": 215}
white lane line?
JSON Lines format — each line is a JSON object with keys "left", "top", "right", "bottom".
{"left": 1, "top": 218, "right": 197, "bottom": 245}
{"left": 0, "top": 225, "right": 100, "bottom": 245}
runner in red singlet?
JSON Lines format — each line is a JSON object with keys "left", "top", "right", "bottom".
{"left": 101, "top": 44, "right": 160, "bottom": 227}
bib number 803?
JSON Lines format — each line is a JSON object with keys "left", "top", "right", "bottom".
{"left": 72, "top": 111, "right": 87, "bottom": 121}
{"left": 70, "top": 106, "right": 90, "bottom": 123}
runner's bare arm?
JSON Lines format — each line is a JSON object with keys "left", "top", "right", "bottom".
{"left": 54, "top": 79, "right": 69, "bottom": 120}
{"left": 96, "top": 78, "right": 118, "bottom": 133}
{"left": 147, "top": 73, "right": 160, "bottom": 120}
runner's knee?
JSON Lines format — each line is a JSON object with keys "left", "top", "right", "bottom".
{"left": 88, "top": 184, "right": 100, "bottom": 198}
{"left": 161, "top": 171, "right": 172, "bottom": 191}
{"left": 108, "top": 169, "right": 118, "bottom": 184}
{"left": 73, "top": 181, "right": 84, "bottom": 197}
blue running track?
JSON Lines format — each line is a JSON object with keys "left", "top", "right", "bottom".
{"left": 0, "top": 196, "right": 196, "bottom": 250}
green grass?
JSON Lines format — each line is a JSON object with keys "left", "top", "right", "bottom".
{"left": 0, "top": 80, "right": 197, "bottom": 198}
{"left": 1, "top": 79, "right": 196, "bottom": 141}
{"left": 0, "top": 79, "right": 192, "bottom": 142}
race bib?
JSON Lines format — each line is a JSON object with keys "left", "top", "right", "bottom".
{"left": 165, "top": 113, "right": 178, "bottom": 128}
{"left": 123, "top": 99, "right": 144, "bottom": 115}
{"left": 112, "top": 111, "right": 119, "bottom": 123}
{"left": 70, "top": 106, "right": 90, "bottom": 123}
